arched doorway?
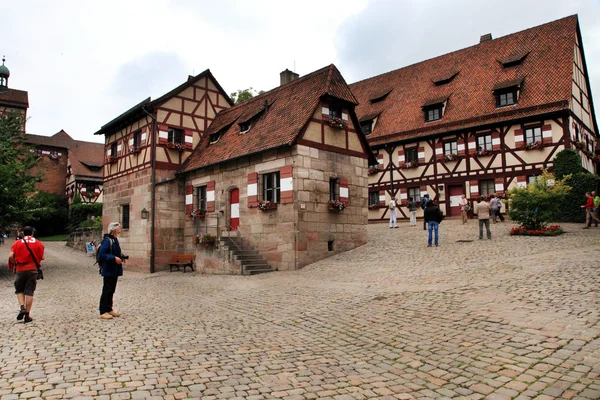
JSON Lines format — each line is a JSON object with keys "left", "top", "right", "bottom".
{"left": 229, "top": 188, "right": 240, "bottom": 230}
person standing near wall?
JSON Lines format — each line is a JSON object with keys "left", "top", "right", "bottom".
{"left": 98, "top": 222, "right": 127, "bottom": 319}
{"left": 460, "top": 194, "right": 469, "bottom": 225}
{"left": 8, "top": 226, "right": 45, "bottom": 323}
{"left": 476, "top": 196, "right": 492, "bottom": 240}
{"left": 388, "top": 197, "right": 398, "bottom": 229}
{"left": 407, "top": 197, "right": 418, "bottom": 227}
{"left": 424, "top": 200, "right": 443, "bottom": 247}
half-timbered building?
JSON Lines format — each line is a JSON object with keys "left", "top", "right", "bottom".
{"left": 94, "top": 70, "right": 232, "bottom": 271}
{"left": 350, "top": 15, "right": 599, "bottom": 222}
{"left": 180, "top": 66, "right": 375, "bottom": 273}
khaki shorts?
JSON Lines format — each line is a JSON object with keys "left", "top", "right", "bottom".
{"left": 14, "top": 271, "right": 38, "bottom": 296}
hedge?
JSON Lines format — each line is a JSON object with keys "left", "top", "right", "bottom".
{"left": 553, "top": 173, "right": 600, "bottom": 223}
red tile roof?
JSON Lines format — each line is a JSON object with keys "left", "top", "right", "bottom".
{"left": 350, "top": 15, "right": 581, "bottom": 146}
{"left": 0, "top": 87, "right": 28, "bottom": 108}
{"left": 181, "top": 64, "right": 361, "bottom": 172}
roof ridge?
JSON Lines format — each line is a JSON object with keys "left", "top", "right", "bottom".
{"left": 350, "top": 14, "right": 578, "bottom": 87}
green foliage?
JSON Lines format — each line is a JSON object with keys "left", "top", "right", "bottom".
{"left": 554, "top": 149, "right": 584, "bottom": 179}
{"left": 507, "top": 170, "right": 571, "bottom": 230}
{"left": 0, "top": 112, "right": 42, "bottom": 227}
{"left": 23, "top": 192, "right": 69, "bottom": 236}
{"left": 69, "top": 203, "right": 103, "bottom": 231}
{"left": 552, "top": 172, "right": 600, "bottom": 223}
{"left": 72, "top": 192, "right": 82, "bottom": 204}
{"left": 230, "top": 88, "right": 264, "bottom": 104}
{"left": 79, "top": 215, "right": 102, "bottom": 229}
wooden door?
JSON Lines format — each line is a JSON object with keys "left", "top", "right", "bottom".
{"left": 448, "top": 185, "right": 464, "bottom": 217}
{"left": 230, "top": 188, "right": 240, "bottom": 230}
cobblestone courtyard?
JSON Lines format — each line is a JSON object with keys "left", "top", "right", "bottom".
{"left": 0, "top": 220, "right": 599, "bottom": 400}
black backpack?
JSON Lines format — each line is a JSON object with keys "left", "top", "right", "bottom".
{"left": 94, "top": 238, "right": 113, "bottom": 274}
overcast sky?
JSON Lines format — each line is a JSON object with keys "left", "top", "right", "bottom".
{"left": 2, "top": 0, "right": 599, "bottom": 143}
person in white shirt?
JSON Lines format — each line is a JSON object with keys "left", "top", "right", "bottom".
{"left": 388, "top": 197, "right": 398, "bottom": 229}
{"left": 459, "top": 194, "right": 469, "bottom": 224}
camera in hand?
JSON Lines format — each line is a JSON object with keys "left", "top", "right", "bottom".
{"left": 121, "top": 255, "right": 129, "bottom": 260}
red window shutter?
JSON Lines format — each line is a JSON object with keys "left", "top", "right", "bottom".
{"left": 457, "top": 138, "right": 466, "bottom": 156}
{"left": 468, "top": 136, "right": 477, "bottom": 156}
{"left": 397, "top": 150, "right": 405, "bottom": 167}
{"left": 206, "top": 181, "right": 216, "bottom": 212}
{"left": 322, "top": 102, "right": 329, "bottom": 121}
{"left": 514, "top": 128, "right": 524, "bottom": 150}
{"left": 492, "top": 131, "right": 501, "bottom": 151}
{"left": 158, "top": 124, "right": 169, "bottom": 145}
{"left": 495, "top": 178, "right": 505, "bottom": 196}
{"left": 379, "top": 190, "right": 386, "bottom": 207}
{"left": 516, "top": 176, "right": 527, "bottom": 188}
{"left": 339, "top": 178, "right": 349, "bottom": 205}
{"left": 247, "top": 172, "right": 258, "bottom": 207}
{"left": 469, "top": 180, "right": 480, "bottom": 199}
{"left": 418, "top": 147, "right": 425, "bottom": 163}
{"left": 185, "top": 185, "right": 193, "bottom": 214}
{"left": 280, "top": 165, "right": 293, "bottom": 204}
{"left": 435, "top": 142, "right": 444, "bottom": 161}
{"left": 542, "top": 124, "right": 553, "bottom": 144}
{"left": 184, "top": 129, "right": 194, "bottom": 149}
{"left": 399, "top": 187, "right": 407, "bottom": 205}
{"left": 377, "top": 154, "right": 384, "bottom": 169}
{"left": 420, "top": 185, "right": 428, "bottom": 198}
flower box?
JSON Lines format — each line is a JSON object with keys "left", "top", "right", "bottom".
{"left": 107, "top": 156, "right": 117, "bottom": 164}
{"left": 368, "top": 166, "right": 380, "bottom": 175}
{"left": 401, "top": 160, "right": 419, "bottom": 169}
{"left": 257, "top": 200, "right": 277, "bottom": 211}
{"left": 574, "top": 141, "right": 586, "bottom": 150}
{"left": 166, "top": 142, "right": 186, "bottom": 152}
{"left": 368, "top": 204, "right": 381, "bottom": 210}
{"left": 328, "top": 117, "right": 347, "bottom": 130}
{"left": 474, "top": 149, "right": 493, "bottom": 157}
{"left": 510, "top": 225, "right": 564, "bottom": 236}
{"left": 188, "top": 209, "right": 206, "bottom": 220}
{"left": 129, "top": 146, "right": 141, "bottom": 154}
{"left": 328, "top": 199, "right": 347, "bottom": 212}
{"left": 194, "top": 233, "right": 216, "bottom": 248}
{"left": 442, "top": 153, "right": 462, "bottom": 163}
{"left": 524, "top": 141, "right": 544, "bottom": 151}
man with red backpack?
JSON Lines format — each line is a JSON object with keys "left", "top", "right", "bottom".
{"left": 8, "top": 226, "right": 45, "bottom": 323}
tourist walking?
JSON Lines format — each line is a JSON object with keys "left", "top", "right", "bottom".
{"left": 388, "top": 197, "right": 398, "bottom": 229}
{"left": 592, "top": 191, "right": 600, "bottom": 228}
{"left": 424, "top": 200, "right": 443, "bottom": 247}
{"left": 98, "top": 222, "right": 128, "bottom": 319}
{"left": 581, "top": 192, "right": 600, "bottom": 229}
{"left": 476, "top": 196, "right": 492, "bottom": 240}
{"left": 8, "top": 226, "right": 45, "bottom": 323}
{"left": 490, "top": 195, "right": 505, "bottom": 223}
{"left": 421, "top": 193, "right": 430, "bottom": 230}
{"left": 407, "top": 196, "right": 418, "bottom": 226}
{"left": 459, "top": 194, "right": 469, "bottom": 224}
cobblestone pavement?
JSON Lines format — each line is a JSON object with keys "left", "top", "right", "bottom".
{"left": 0, "top": 220, "right": 599, "bottom": 400}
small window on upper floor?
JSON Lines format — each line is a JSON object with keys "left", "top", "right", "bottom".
{"left": 329, "top": 106, "right": 342, "bottom": 120}
{"left": 197, "top": 186, "right": 207, "bottom": 211}
{"left": 479, "top": 180, "right": 495, "bottom": 197}
{"left": 360, "top": 120, "right": 373, "bottom": 136}
{"left": 110, "top": 142, "right": 118, "bottom": 157}
{"left": 168, "top": 127, "right": 183, "bottom": 144}
{"left": 133, "top": 130, "right": 142, "bottom": 148}
{"left": 209, "top": 131, "right": 222, "bottom": 145}
{"left": 408, "top": 187, "right": 421, "bottom": 203}
{"left": 329, "top": 178, "right": 340, "bottom": 202}
{"left": 496, "top": 87, "right": 518, "bottom": 107}
{"left": 263, "top": 171, "right": 280, "bottom": 204}
{"left": 122, "top": 204, "right": 130, "bottom": 230}
{"left": 405, "top": 147, "right": 418, "bottom": 163}
{"left": 477, "top": 134, "right": 493, "bottom": 151}
{"left": 524, "top": 126, "right": 542, "bottom": 144}
{"left": 444, "top": 141, "right": 458, "bottom": 155}
{"left": 424, "top": 105, "right": 443, "bottom": 122}
{"left": 368, "top": 192, "right": 379, "bottom": 206}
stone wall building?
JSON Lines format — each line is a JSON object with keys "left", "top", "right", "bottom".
{"left": 349, "top": 15, "right": 599, "bottom": 221}
{"left": 180, "top": 65, "right": 375, "bottom": 272}
{"left": 0, "top": 57, "right": 28, "bottom": 130}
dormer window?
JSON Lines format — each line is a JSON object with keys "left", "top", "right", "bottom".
{"left": 370, "top": 89, "right": 392, "bottom": 104}
{"left": 209, "top": 131, "right": 222, "bottom": 145}
{"left": 496, "top": 88, "right": 518, "bottom": 107}
{"left": 360, "top": 120, "right": 373, "bottom": 136}
{"left": 239, "top": 121, "right": 251, "bottom": 133}
{"left": 432, "top": 71, "right": 459, "bottom": 86}
{"left": 493, "top": 78, "right": 523, "bottom": 108}
{"left": 422, "top": 97, "right": 447, "bottom": 122}
{"left": 498, "top": 51, "right": 529, "bottom": 69}
{"left": 329, "top": 106, "right": 342, "bottom": 119}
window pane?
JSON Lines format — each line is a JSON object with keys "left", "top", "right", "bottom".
{"left": 444, "top": 141, "right": 457, "bottom": 155}
{"left": 329, "top": 178, "right": 339, "bottom": 201}
{"left": 263, "top": 172, "right": 280, "bottom": 203}
{"left": 479, "top": 180, "right": 495, "bottom": 196}
{"left": 122, "top": 205, "right": 130, "bottom": 229}
{"left": 408, "top": 187, "right": 421, "bottom": 203}
{"left": 111, "top": 143, "right": 117, "bottom": 157}
{"left": 134, "top": 131, "right": 141, "bottom": 148}
{"left": 369, "top": 192, "right": 378, "bottom": 205}
{"left": 406, "top": 148, "right": 418, "bottom": 162}
{"left": 198, "top": 186, "right": 207, "bottom": 211}
{"left": 360, "top": 121, "right": 372, "bottom": 135}
{"left": 477, "top": 135, "right": 492, "bottom": 151}
{"left": 168, "top": 128, "right": 183, "bottom": 144}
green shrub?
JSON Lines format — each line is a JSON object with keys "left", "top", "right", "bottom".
{"left": 23, "top": 192, "right": 69, "bottom": 236}
{"left": 69, "top": 203, "right": 103, "bottom": 231}
{"left": 554, "top": 149, "right": 584, "bottom": 179}
{"left": 553, "top": 173, "right": 600, "bottom": 223}
{"left": 507, "top": 171, "right": 571, "bottom": 230}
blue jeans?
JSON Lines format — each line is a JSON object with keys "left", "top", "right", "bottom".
{"left": 428, "top": 221, "right": 439, "bottom": 246}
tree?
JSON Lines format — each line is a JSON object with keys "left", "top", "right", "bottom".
{"left": 23, "top": 191, "right": 69, "bottom": 236}
{"left": 230, "top": 88, "right": 265, "bottom": 105}
{"left": 0, "top": 112, "right": 42, "bottom": 228}
{"left": 507, "top": 170, "right": 571, "bottom": 230}
{"left": 553, "top": 149, "right": 583, "bottom": 179}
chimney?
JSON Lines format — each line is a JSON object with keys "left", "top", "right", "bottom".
{"left": 280, "top": 69, "right": 299, "bottom": 86}
{"left": 480, "top": 33, "right": 492, "bottom": 43}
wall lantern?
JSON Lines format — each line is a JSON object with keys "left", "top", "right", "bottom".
{"left": 438, "top": 185, "right": 444, "bottom": 191}
{"left": 141, "top": 208, "right": 149, "bottom": 219}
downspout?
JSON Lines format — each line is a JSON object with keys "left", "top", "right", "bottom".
{"left": 386, "top": 144, "right": 394, "bottom": 195}
{"left": 142, "top": 106, "right": 157, "bottom": 273}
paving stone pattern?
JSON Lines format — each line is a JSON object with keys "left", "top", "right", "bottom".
{"left": 0, "top": 220, "right": 599, "bottom": 399}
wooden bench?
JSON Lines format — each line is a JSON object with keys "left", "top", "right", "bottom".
{"left": 169, "top": 254, "right": 196, "bottom": 272}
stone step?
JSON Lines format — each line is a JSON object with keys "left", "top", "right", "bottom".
{"left": 245, "top": 268, "right": 275, "bottom": 275}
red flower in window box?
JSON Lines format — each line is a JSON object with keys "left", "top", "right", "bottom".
{"left": 188, "top": 209, "right": 207, "bottom": 220}
{"left": 524, "top": 141, "right": 544, "bottom": 150}
{"left": 474, "top": 149, "right": 493, "bottom": 157}
{"left": 401, "top": 160, "right": 419, "bottom": 169}
{"left": 256, "top": 200, "right": 277, "bottom": 211}
{"left": 368, "top": 165, "right": 380, "bottom": 175}
{"left": 166, "top": 142, "right": 186, "bottom": 151}
{"left": 328, "top": 117, "right": 347, "bottom": 130}
{"left": 107, "top": 156, "right": 117, "bottom": 164}
{"left": 442, "top": 153, "right": 462, "bottom": 163}
{"left": 129, "top": 146, "right": 141, "bottom": 154}
{"left": 328, "top": 199, "right": 347, "bottom": 212}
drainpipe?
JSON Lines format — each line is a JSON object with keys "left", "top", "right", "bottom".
{"left": 386, "top": 144, "right": 395, "bottom": 195}
{"left": 142, "top": 106, "right": 157, "bottom": 273}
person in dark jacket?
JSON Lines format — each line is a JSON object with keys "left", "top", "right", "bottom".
{"left": 98, "top": 222, "right": 127, "bottom": 320}
{"left": 421, "top": 193, "right": 430, "bottom": 230}
{"left": 424, "top": 200, "right": 443, "bottom": 247}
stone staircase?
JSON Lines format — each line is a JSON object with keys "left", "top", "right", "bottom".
{"left": 220, "top": 235, "right": 275, "bottom": 275}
